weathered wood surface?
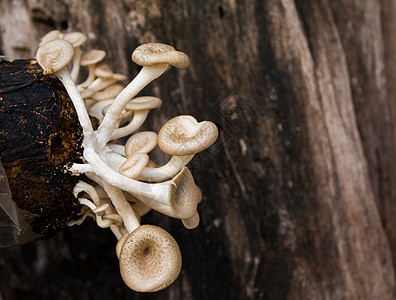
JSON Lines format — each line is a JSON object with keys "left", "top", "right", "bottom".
{"left": 1, "top": 0, "right": 396, "bottom": 299}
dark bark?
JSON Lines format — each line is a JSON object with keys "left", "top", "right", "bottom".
{"left": 0, "top": 0, "right": 396, "bottom": 299}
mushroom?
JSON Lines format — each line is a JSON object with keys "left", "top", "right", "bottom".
{"left": 89, "top": 99, "right": 113, "bottom": 123}
{"left": 110, "top": 96, "right": 162, "bottom": 141}
{"left": 63, "top": 31, "right": 87, "bottom": 82}
{"left": 137, "top": 115, "right": 218, "bottom": 182}
{"left": 79, "top": 49, "right": 106, "bottom": 88}
{"left": 80, "top": 76, "right": 119, "bottom": 98}
{"left": 36, "top": 39, "right": 95, "bottom": 147}
{"left": 119, "top": 153, "right": 149, "bottom": 179}
{"left": 92, "top": 84, "right": 124, "bottom": 101}
{"left": 39, "top": 30, "right": 64, "bottom": 47}
{"left": 83, "top": 147, "right": 199, "bottom": 219}
{"left": 98, "top": 43, "right": 189, "bottom": 146}
{"left": 119, "top": 225, "right": 182, "bottom": 292}
{"left": 157, "top": 115, "right": 218, "bottom": 156}
{"left": 182, "top": 211, "right": 200, "bottom": 229}
{"left": 124, "top": 131, "right": 158, "bottom": 157}
{"left": 100, "top": 180, "right": 140, "bottom": 234}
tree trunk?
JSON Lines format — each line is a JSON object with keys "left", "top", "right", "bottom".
{"left": 1, "top": 0, "right": 396, "bottom": 299}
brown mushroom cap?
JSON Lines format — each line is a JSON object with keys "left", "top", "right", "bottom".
{"left": 92, "top": 83, "right": 124, "bottom": 101}
{"left": 39, "top": 30, "right": 64, "bottom": 47}
{"left": 119, "top": 225, "right": 182, "bottom": 292}
{"left": 132, "top": 43, "right": 189, "bottom": 68}
{"left": 81, "top": 49, "right": 106, "bottom": 66}
{"left": 169, "top": 166, "right": 200, "bottom": 219}
{"left": 64, "top": 32, "right": 87, "bottom": 48}
{"left": 157, "top": 115, "right": 218, "bottom": 156}
{"left": 119, "top": 153, "right": 149, "bottom": 179}
{"left": 125, "top": 131, "right": 158, "bottom": 156}
{"left": 36, "top": 39, "right": 75, "bottom": 75}
{"left": 94, "top": 63, "right": 114, "bottom": 77}
{"left": 182, "top": 211, "right": 200, "bottom": 229}
{"left": 125, "top": 96, "right": 162, "bottom": 111}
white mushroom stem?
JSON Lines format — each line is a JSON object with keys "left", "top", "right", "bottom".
{"left": 106, "top": 150, "right": 127, "bottom": 171}
{"left": 110, "top": 110, "right": 149, "bottom": 140}
{"left": 69, "top": 163, "right": 94, "bottom": 174}
{"left": 55, "top": 68, "right": 95, "bottom": 148}
{"left": 137, "top": 154, "right": 194, "bottom": 182}
{"left": 83, "top": 148, "right": 198, "bottom": 219}
{"left": 73, "top": 181, "right": 101, "bottom": 206}
{"left": 98, "top": 64, "right": 168, "bottom": 146}
{"left": 101, "top": 181, "right": 140, "bottom": 233}
{"left": 78, "top": 64, "right": 96, "bottom": 88}
{"left": 108, "top": 144, "right": 125, "bottom": 156}
{"left": 89, "top": 99, "right": 113, "bottom": 122}
{"left": 71, "top": 47, "right": 82, "bottom": 82}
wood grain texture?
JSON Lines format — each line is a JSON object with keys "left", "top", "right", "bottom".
{"left": 0, "top": 0, "right": 396, "bottom": 299}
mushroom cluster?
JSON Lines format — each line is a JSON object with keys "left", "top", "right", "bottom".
{"left": 35, "top": 30, "right": 218, "bottom": 292}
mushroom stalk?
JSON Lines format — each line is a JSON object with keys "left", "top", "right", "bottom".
{"left": 110, "top": 110, "right": 149, "bottom": 140}
{"left": 137, "top": 155, "right": 194, "bottom": 182}
{"left": 55, "top": 68, "right": 95, "bottom": 148}
{"left": 78, "top": 64, "right": 96, "bottom": 88}
{"left": 83, "top": 148, "right": 198, "bottom": 219}
{"left": 98, "top": 64, "right": 168, "bottom": 146}
{"left": 101, "top": 181, "right": 140, "bottom": 233}
{"left": 70, "top": 47, "right": 81, "bottom": 82}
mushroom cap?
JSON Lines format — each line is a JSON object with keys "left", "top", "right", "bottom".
{"left": 132, "top": 43, "right": 189, "bottom": 68}
{"left": 157, "top": 115, "right": 218, "bottom": 156}
{"left": 36, "top": 39, "right": 75, "bottom": 75}
{"left": 112, "top": 73, "right": 127, "bottom": 81}
{"left": 125, "top": 96, "right": 162, "bottom": 111}
{"left": 125, "top": 131, "right": 158, "bottom": 156}
{"left": 119, "top": 225, "right": 182, "bottom": 292}
{"left": 92, "top": 83, "right": 124, "bottom": 101}
{"left": 39, "top": 30, "right": 64, "bottom": 47}
{"left": 119, "top": 153, "right": 149, "bottom": 179}
{"left": 94, "top": 63, "right": 114, "bottom": 77}
{"left": 81, "top": 49, "right": 106, "bottom": 66}
{"left": 169, "top": 166, "right": 200, "bottom": 219}
{"left": 63, "top": 31, "right": 87, "bottom": 48}
{"left": 182, "top": 211, "right": 200, "bottom": 229}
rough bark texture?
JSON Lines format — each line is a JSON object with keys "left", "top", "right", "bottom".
{"left": 0, "top": 0, "right": 396, "bottom": 299}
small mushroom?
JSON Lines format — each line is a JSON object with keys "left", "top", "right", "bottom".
{"left": 83, "top": 147, "right": 200, "bottom": 219}
{"left": 137, "top": 155, "right": 194, "bottom": 183}
{"left": 119, "top": 225, "right": 182, "bottom": 292}
{"left": 137, "top": 115, "right": 218, "bottom": 182}
{"left": 158, "top": 115, "right": 218, "bottom": 156}
{"left": 64, "top": 31, "right": 87, "bottom": 82}
{"left": 79, "top": 49, "right": 106, "bottom": 88}
{"left": 182, "top": 211, "right": 200, "bottom": 229}
{"left": 92, "top": 84, "right": 124, "bottom": 101}
{"left": 98, "top": 43, "right": 189, "bottom": 147}
{"left": 39, "top": 30, "right": 64, "bottom": 47}
{"left": 124, "top": 131, "right": 158, "bottom": 157}
{"left": 89, "top": 99, "right": 113, "bottom": 122}
{"left": 110, "top": 96, "right": 162, "bottom": 140}
{"left": 36, "top": 39, "right": 95, "bottom": 147}
{"left": 80, "top": 76, "right": 119, "bottom": 98}
{"left": 119, "top": 153, "right": 149, "bottom": 179}
{"left": 94, "top": 62, "right": 114, "bottom": 78}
